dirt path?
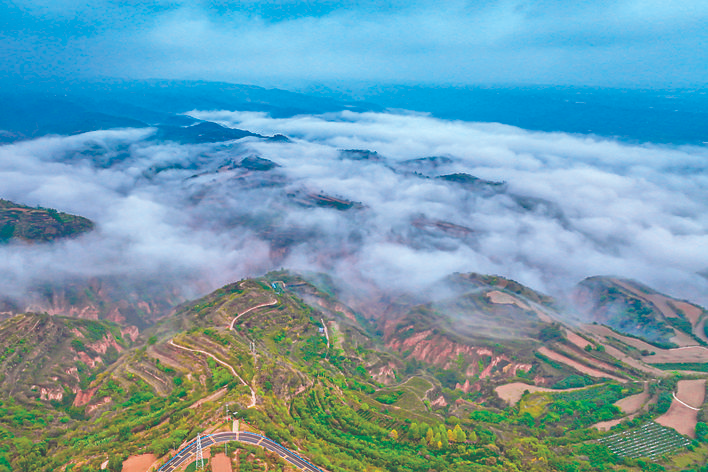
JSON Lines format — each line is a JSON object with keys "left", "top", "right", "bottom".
{"left": 169, "top": 340, "right": 256, "bottom": 408}
{"left": 229, "top": 299, "right": 278, "bottom": 330}
{"left": 189, "top": 387, "right": 228, "bottom": 410}
{"left": 125, "top": 366, "right": 170, "bottom": 396}
{"left": 656, "top": 379, "right": 706, "bottom": 438}
{"left": 675, "top": 378, "right": 707, "bottom": 408}
{"left": 537, "top": 347, "right": 626, "bottom": 382}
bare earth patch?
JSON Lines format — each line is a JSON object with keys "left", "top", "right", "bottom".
{"left": 612, "top": 279, "right": 678, "bottom": 319}
{"left": 593, "top": 418, "right": 626, "bottom": 431}
{"left": 122, "top": 454, "right": 156, "bottom": 472}
{"left": 537, "top": 347, "right": 626, "bottom": 382}
{"left": 583, "top": 324, "right": 708, "bottom": 364}
{"left": 593, "top": 383, "right": 653, "bottom": 431}
{"left": 583, "top": 324, "right": 657, "bottom": 352}
{"left": 486, "top": 291, "right": 552, "bottom": 322}
{"left": 676, "top": 378, "right": 707, "bottom": 408}
{"left": 615, "top": 382, "right": 649, "bottom": 414}
{"left": 211, "top": 453, "right": 233, "bottom": 472}
{"left": 554, "top": 344, "right": 619, "bottom": 373}
{"left": 611, "top": 279, "right": 702, "bottom": 347}
{"left": 673, "top": 301, "right": 704, "bottom": 325}
{"left": 656, "top": 379, "right": 706, "bottom": 438}
{"left": 642, "top": 346, "right": 708, "bottom": 364}
{"left": 495, "top": 382, "right": 591, "bottom": 405}
{"left": 669, "top": 330, "right": 700, "bottom": 348}
{"left": 565, "top": 330, "right": 591, "bottom": 350}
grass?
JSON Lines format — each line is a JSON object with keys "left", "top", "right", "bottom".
{"left": 670, "top": 443, "right": 708, "bottom": 469}
{"left": 185, "top": 459, "right": 209, "bottom": 471}
{"left": 404, "top": 377, "right": 433, "bottom": 397}
{"left": 519, "top": 393, "right": 551, "bottom": 418}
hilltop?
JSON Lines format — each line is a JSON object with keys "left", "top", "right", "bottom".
{"left": 1, "top": 272, "right": 707, "bottom": 472}
{"left": 0, "top": 199, "right": 94, "bottom": 243}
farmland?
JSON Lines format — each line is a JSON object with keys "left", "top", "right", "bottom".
{"left": 656, "top": 379, "right": 706, "bottom": 437}
{"left": 599, "top": 422, "right": 691, "bottom": 459}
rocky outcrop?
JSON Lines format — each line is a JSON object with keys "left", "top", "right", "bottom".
{"left": 73, "top": 387, "right": 98, "bottom": 407}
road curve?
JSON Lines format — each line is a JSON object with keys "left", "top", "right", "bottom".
{"left": 157, "top": 431, "right": 324, "bottom": 472}
{"left": 169, "top": 340, "right": 256, "bottom": 408}
{"left": 229, "top": 299, "right": 278, "bottom": 330}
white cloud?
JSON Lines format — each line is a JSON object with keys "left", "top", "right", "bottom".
{"left": 1, "top": 109, "right": 707, "bottom": 309}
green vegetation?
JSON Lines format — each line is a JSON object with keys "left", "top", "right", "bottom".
{"left": 653, "top": 363, "right": 708, "bottom": 372}
{"left": 0, "top": 198, "right": 94, "bottom": 243}
{"left": 0, "top": 275, "right": 705, "bottom": 472}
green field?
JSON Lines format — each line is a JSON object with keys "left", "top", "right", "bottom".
{"left": 652, "top": 363, "right": 708, "bottom": 372}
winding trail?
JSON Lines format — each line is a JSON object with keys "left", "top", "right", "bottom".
{"left": 672, "top": 392, "right": 701, "bottom": 411}
{"left": 229, "top": 299, "right": 278, "bottom": 330}
{"left": 169, "top": 340, "right": 256, "bottom": 408}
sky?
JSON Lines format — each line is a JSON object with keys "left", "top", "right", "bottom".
{"left": 2, "top": 0, "right": 707, "bottom": 87}
{"left": 1, "top": 110, "right": 706, "bottom": 310}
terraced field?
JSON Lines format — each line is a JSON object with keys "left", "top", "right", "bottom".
{"left": 599, "top": 422, "right": 691, "bottom": 459}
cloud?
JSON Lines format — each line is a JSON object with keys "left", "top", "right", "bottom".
{"left": 2, "top": 1, "right": 707, "bottom": 86}
{"left": 1, "top": 109, "right": 706, "bottom": 310}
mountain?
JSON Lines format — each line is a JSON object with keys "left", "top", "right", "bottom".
{"left": 0, "top": 79, "right": 379, "bottom": 141}
{"left": 0, "top": 199, "right": 94, "bottom": 243}
{"left": 575, "top": 276, "right": 708, "bottom": 349}
{"left": 3, "top": 273, "right": 706, "bottom": 471}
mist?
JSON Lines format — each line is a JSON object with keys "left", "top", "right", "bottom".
{"left": 1, "top": 110, "right": 707, "bottom": 311}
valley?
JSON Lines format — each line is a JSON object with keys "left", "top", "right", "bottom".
{"left": 1, "top": 271, "right": 707, "bottom": 472}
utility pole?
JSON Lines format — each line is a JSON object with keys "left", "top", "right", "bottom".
{"left": 196, "top": 432, "right": 204, "bottom": 470}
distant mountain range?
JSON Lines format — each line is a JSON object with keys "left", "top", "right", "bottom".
{"left": 2, "top": 79, "right": 707, "bottom": 144}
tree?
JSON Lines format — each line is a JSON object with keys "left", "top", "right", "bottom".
{"left": 389, "top": 429, "right": 398, "bottom": 440}
{"left": 409, "top": 422, "right": 420, "bottom": 440}
{"left": 432, "top": 432, "right": 441, "bottom": 447}
{"left": 425, "top": 427, "right": 434, "bottom": 444}
{"left": 447, "top": 429, "right": 454, "bottom": 442}
{"left": 696, "top": 422, "right": 708, "bottom": 442}
{"left": 454, "top": 424, "right": 467, "bottom": 443}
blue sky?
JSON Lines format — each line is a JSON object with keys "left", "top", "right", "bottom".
{"left": 2, "top": 0, "right": 707, "bottom": 88}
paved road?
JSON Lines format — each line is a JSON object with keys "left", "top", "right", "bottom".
{"left": 157, "top": 431, "right": 324, "bottom": 472}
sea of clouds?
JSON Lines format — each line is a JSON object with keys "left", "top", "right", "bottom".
{"left": 1, "top": 110, "right": 706, "bottom": 308}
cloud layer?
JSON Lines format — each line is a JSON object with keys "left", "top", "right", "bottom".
{"left": 1, "top": 110, "right": 706, "bottom": 309}
{"left": 2, "top": 0, "right": 707, "bottom": 87}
